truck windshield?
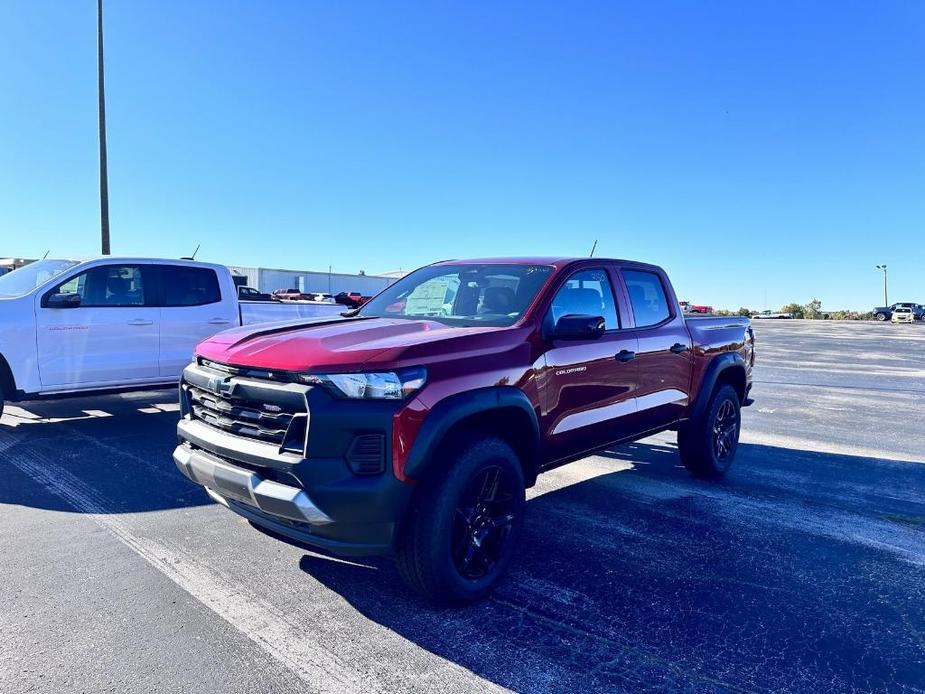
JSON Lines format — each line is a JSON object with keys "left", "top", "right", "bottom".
{"left": 358, "top": 264, "right": 554, "bottom": 327}
{"left": 0, "top": 259, "right": 80, "bottom": 298}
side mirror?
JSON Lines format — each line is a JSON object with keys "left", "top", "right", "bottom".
{"left": 552, "top": 314, "right": 606, "bottom": 340}
{"left": 45, "top": 293, "right": 82, "bottom": 309}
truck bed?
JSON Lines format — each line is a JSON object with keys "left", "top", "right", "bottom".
{"left": 239, "top": 300, "right": 345, "bottom": 325}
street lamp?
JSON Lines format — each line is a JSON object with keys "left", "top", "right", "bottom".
{"left": 875, "top": 265, "right": 888, "bottom": 306}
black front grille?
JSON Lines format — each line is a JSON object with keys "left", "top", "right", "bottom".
{"left": 346, "top": 434, "right": 386, "bottom": 475}
{"left": 187, "top": 384, "right": 305, "bottom": 450}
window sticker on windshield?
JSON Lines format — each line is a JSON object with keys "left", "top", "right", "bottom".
{"left": 405, "top": 277, "right": 453, "bottom": 315}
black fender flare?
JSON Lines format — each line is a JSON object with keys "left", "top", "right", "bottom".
{"left": 0, "top": 352, "right": 16, "bottom": 400}
{"left": 403, "top": 386, "right": 541, "bottom": 485}
{"left": 690, "top": 352, "right": 747, "bottom": 422}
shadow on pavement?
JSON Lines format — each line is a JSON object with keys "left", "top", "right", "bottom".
{"left": 0, "top": 390, "right": 211, "bottom": 514}
{"left": 299, "top": 441, "right": 925, "bottom": 693}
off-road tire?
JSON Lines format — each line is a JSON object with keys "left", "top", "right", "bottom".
{"left": 678, "top": 384, "right": 741, "bottom": 479}
{"left": 396, "top": 436, "right": 525, "bottom": 605}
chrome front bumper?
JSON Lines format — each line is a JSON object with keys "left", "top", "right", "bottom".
{"left": 172, "top": 442, "right": 332, "bottom": 525}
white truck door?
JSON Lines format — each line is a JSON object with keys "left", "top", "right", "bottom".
{"left": 35, "top": 263, "right": 159, "bottom": 387}
{"left": 156, "top": 264, "right": 237, "bottom": 378}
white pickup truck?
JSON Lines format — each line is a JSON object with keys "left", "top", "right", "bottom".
{"left": 0, "top": 257, "right": 344, "bottom": 415}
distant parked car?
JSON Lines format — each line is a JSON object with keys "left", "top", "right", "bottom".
{"left": 679, "top": 301, "right": 692, "bottom": 314}
{"left": 873, "top": 302, "right": 925, "bottom": 322}
{"left": 334, "top": 291, "right": 371, "bottom": 308}
{"left": 237, "top": 286, "right": 276, "bottom": 302}
{"left": 891, "top": 306, "right": 915, "bottom": 324}
{"left": 752, "top": 310, "right": 793, "bottom": 319}
{"left": 272, "top": 288, "right": 311, "bottom": 301}
{"left": 689, "top": 304, "right": 713, "bottom": 314}
{"left": 306, "top": 292, "right": 337, "bottom": 304}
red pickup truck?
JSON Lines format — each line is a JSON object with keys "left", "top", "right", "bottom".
{"left": 173, "top": 257, "right": 754, "bottom": 603}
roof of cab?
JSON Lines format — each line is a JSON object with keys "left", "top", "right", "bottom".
{"left": 431, "top": 256, "right": 665, "bottom": 272}
{"left": 55, "top": 256, "right": 226, "bottom": 270}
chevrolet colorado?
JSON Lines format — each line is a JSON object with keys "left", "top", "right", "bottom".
{"left": 173, "top": 257, "right": 755, "bottom": 603}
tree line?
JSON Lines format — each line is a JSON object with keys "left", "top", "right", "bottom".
{"left": 712, "top": 300, "right": 874, "bottom": 320}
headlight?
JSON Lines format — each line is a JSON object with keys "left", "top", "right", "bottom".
{"left": 301, "top": 367, "right": 426, "bottom": 400}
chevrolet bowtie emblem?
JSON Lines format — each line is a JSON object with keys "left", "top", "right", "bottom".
{"left": 207, "top": 376, "right": 234, "bottom": 396}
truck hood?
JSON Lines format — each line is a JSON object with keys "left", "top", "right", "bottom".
{"left": 196, "top": 317, "right": 522, "bottom": 372}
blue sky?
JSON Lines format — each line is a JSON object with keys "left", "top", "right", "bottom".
{"left": 1, "top": 1, "right": 922, "bottom": 310}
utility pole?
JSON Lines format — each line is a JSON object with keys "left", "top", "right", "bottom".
{"left": 875, "top": 265, "right": 888, "bottom": 305}
{"left": 98, "top": 0, "right": 111, "bottom": 255}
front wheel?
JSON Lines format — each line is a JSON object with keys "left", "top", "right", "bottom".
{"left": 396, "top": 436, "right": 525, "bottom": 605}
{"left": 876, "top": 312, "right": 887, "bottom": 321}
{"left": 678, "top": 384, "right": 741, "bottom": 478}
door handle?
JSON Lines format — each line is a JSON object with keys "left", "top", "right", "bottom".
{"left": 208, "top": 318, "right": 232, "bottom": 325}
{"left": 615, "top": 350, "right": 636, "bottom": 363}
{"left": 669, "top": 343, "right": 689, "bottom": 354}
{"left": 127, "top": 319, "right": 154, "bottom": 326}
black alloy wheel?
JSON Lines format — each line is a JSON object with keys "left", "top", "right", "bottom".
{"left": 451, "top": 464, "right": 518, "bottom": 580}
{"left": 712, "top": 399, "right": 738, "bottom": 462}
{"left": 678, "top": 383, "right": 741, "bottom": 478}
{"left": 395, "top": 436, "right": 525, "bottom": 604}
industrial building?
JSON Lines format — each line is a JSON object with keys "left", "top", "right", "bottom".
{"left": 227, "top": 265, "right": 400, "bottom": 296}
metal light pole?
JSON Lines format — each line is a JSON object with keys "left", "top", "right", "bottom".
{"left": 98, "top": 0, "right": 111, "bottom": 255}
{"left": 875, "top": 264, "right": 888, "bottom": 305}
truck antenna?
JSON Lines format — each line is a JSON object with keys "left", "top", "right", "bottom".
{"left": 42, "top": 250, "right": 50, "bottom": 259}
{"left": 190, "top": 243, "right": 200, "bottom": 260}
{"left": 589, "top": 240, "right": 598, "bottom": 257}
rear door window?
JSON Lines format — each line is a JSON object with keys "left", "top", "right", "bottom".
{"left": 623, "top": 270, "right": 672, "bottom": 327}
{"left": 158, "top": 266, "right": 221, "bottom": 306}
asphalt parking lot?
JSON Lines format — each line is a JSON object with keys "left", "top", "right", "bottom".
{"left": 2, "top": 320, "right": 923, "bottom": 693}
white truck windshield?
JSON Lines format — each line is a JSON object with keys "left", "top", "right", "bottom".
{"left": 0, "top": 260, "right": 80, "bottom": 298}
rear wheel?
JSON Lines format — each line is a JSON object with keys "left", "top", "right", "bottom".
{"left": 678, "top": 384, "right": 741, "bottom": 478}
{"left": 396, "top": 436, "right": 525, "bottom": 605}
{"left": 876, "top": 312, "right": 887, "bottom": 321}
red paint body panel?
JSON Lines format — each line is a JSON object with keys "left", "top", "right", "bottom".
{"left": 194, "top": 258, "right": 754, "bottom": 482}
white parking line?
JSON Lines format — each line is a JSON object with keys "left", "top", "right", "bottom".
{"left": 0, "top": 407, "right": 114, "bottom": 426}
{"left": 153, "top": 402, "right": 181, "bottom": 412}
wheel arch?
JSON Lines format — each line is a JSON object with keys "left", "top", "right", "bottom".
{"left": 403, "top": 387, "right": 542, "bottom": 488}
{"left": 690, "top": 352, "right": 747, "bottom": 422}
{"left": 0, "top": 352, "right": 16, "bottom": 399}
